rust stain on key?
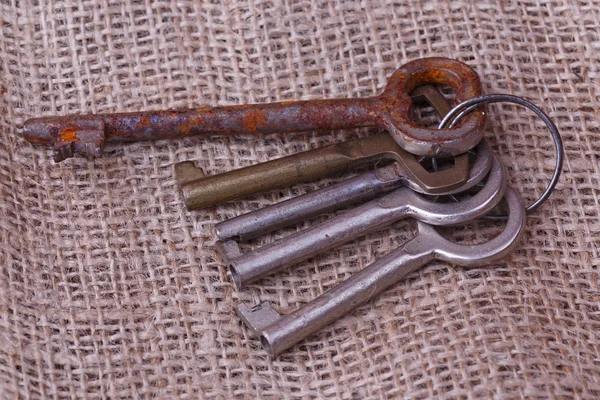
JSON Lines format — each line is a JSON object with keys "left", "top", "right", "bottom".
{"left": 23, "top": 57, "right": 484, "bottom": 162}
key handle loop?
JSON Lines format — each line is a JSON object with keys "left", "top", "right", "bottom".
{"left": 412, "top": 186, "right": 526, "bottom": 267}
{"left": 382, "top": 152, "right": 506, "bottom": 225}
{"left": 379, "top": 57, "right": 486, "bottom": 157}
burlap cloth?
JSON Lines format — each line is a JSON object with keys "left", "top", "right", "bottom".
{"left": 1, "top": 0, "right": 599, "bottom": 398}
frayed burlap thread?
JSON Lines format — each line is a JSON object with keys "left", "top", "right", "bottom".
{"left": 1, "top": 0, "right": 600, "bottom": 398}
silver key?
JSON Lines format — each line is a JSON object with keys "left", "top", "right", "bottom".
{"left": 217, "top": 154, "right": 506, "bottom": 289}
{"left": 215, "top": 140, "right": 492, "bottom": 242}
{"left": 237, "top": 186, "right": 526, "bottom": 357}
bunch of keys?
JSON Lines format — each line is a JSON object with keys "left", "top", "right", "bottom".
{"left": 24, "top": 58, "right": 563, "bottom": 357}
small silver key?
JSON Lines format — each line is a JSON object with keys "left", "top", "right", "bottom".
{"left": 217, "top": 154, "right": 506, "bottom": 289}
{"left": 215, "top": 140, "right": 492, "bottom": 242}
{"left": 237, "top": 186, "right": 526, "bottom": 357}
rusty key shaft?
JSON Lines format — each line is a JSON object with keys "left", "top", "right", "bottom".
{"left": 25, "top": 99, "right": 375, "bottom": 162}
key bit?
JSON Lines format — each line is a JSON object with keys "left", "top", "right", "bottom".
{"left": 175, "top": 161, "right": 205, "bottom": 184}
{"left": 237, "top": 302, "right": 282, "bottom": 337}
{"left": 45, "top": 118, "right": 105, "bottom": 162}
{"left": 23, "top": 57, "right": 484, "bottom": 162}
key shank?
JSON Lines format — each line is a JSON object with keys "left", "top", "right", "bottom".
{"left": 244, "top": 244, "right": 434, "bottom": 357}
{"left": 214, "top": 140, "right": 492, "bottom": 241}
{"left": 177, "top": 133, "right": 469, "bottom": 210}
{"left": 24, "top": 98, "right": 376, "bottom": 162}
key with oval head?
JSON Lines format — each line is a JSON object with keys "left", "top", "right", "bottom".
{"left": 218, "top": 154, "right": 506, "bottom": 289}
{"left": 214, "top": 140, "right": 492, "bottom": 241}
{"left": 24, "top": 57, "right": 484, "bottom": 162}
{"left": 237, "top": 186, "right": 526, "bottom": 357}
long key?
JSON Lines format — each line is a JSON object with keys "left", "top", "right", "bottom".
{"left": 176, "top": 132, "right": 470, "bottom": 210}
{"left": 23, "top": 57, "right": 484, "bottom": 162}
{"left": 237, "top": 186, "right": 526, "bottom": 357}
{"left": 215, "top": 140, "right": 492, "bottom": 241}
{"left": 218, "top": 154, "right": 506, "bottom": 289}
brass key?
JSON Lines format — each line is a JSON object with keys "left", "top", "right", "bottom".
{"left": 177, "top": 133, "right": 470, "bottom": 210}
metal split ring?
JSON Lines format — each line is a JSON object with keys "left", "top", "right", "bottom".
{"left": 438, "top": 94, "right": 564, "bottom": 220}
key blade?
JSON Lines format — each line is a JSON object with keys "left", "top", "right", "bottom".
{"left": 237, "top": 301, "right": 282, "bottom": 337}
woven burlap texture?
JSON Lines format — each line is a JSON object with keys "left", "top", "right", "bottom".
{"left": 1, "top": 0, "right": 599, "bottom": 398}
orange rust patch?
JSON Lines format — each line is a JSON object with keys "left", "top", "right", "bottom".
{"left": 137, "top": 116, "right": 151, "bottom": 128}
{"left": 58, "top": 127, "right": 78, "bottom": 142}
{"left": 241, "top": 109, "right": 268, "bottom": 133}
{"left": 177, "top": 114, "right": 203, "bottom": 135}
{"left": 179, "top": 124, "right": 191, "bottom": 135}
{"left": 189, "top": 113, "right": 204, "bottom": 123}
{"left": 187, "top": 114, "right": 203, "bottom": 129}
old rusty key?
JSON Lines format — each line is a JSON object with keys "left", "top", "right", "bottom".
{"left": 23, "top": 57, "right": 484, "bottom": 162}
{"left": 177, "top": 84, "right": 474, "bottom": 210}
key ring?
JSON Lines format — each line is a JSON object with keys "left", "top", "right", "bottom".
{"left": 438, "top": 94, "right": 564, "bottom": 220}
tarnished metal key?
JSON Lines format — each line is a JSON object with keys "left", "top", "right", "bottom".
{"left": 217, "top": 154, "right": 506, "bottom": 289}
{"left": 176, "top": 132, "right": 471, "bottom": 210}
{"left": 23, "top": 57, "right": 484, "bottom": 162}
{"left": 237, "top": 186, "right": 526, "bottom": 356}
{"left": 215, "top": 140, "right": 492, "bottom": 241}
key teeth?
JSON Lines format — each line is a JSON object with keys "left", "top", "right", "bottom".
{"left": 84, "top": 141, "right": 104, "bottom": 160}
{"left": 237, "top": 301, "right": 282, "bottom": 336}
{"left": 215, "top": 240, "right": 244, "bottom": 288}
{"left": 175, "top": 161, "right": 206, "bottom": 185}
{"left": 53, "top": 142, "right": 74, "bottom": 162}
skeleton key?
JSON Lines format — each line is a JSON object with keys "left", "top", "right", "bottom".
{"left": 238, "top": 186, "right": 526, "bottom": 357}
{"left": 214, "top": 140, "right": 492, "bottom": 241}
{"left": 23, "top": 57, "right": 484, "bottom": 162}
{"left": 218, "top": 154, "right": 506, "bottom": 289}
